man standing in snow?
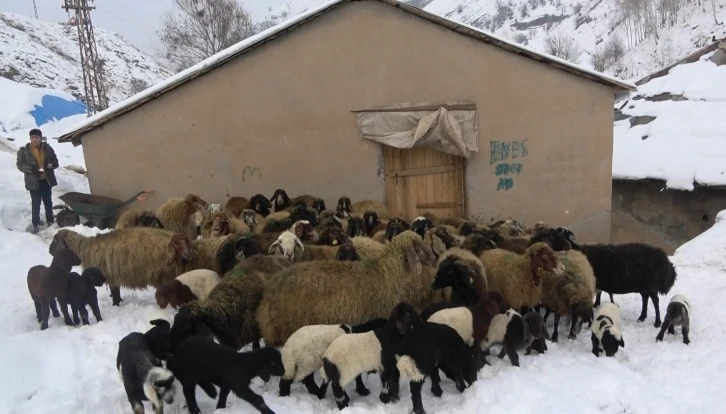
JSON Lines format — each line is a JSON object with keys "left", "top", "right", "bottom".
{"left": 16, "top": 128, "right": 59, "bottom": 234}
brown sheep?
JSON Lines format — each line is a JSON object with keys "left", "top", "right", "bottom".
{"left": 422, "top": 212, "right": 468, "bottom": 228}
{"left": 225, "top": 196, "right": 249, "bottom": 217}
{"left": 240, "top": 209, "right": 260, "bottom": 232}
{"left": 255, "top": 231, "right": 446, "bottom": 347}
{"left": 115, "top": 208, "right": 163, "bottom": 230}
{"left": 154, "top": 269, "right": 222, "bottom": 310}
{"left": 461, "top": 234, "right": 498, "bottom": 256}
{"left": 423, "top": 225, "right": 461, "bottom": 259}
{"left": 27, "top": 248, "right": 82, "bottom": 330}
{"left": 316, "top": 226, "right": 349, "bottom": 246}
{"left": 292, "top": 194, "right": 319, "bottom": 209}
{"left": 156, "top": 194, "right": 208, "bottom": 239}
{"left": 49, "top": 228, "right": 192, "bottom": 306}
{"left": 200, "top": 210, "right": 250, "bottom": 238}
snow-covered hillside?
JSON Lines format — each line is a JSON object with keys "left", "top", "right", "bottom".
{"left": 258, "top": 0, "right": 726, "bottom": 81}
{"left": 0, "top": 11, "right": 172, "bottom": 105}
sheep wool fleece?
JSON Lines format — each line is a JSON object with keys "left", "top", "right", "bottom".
{"left": 321, "top": 331, "right": 382, "bottom": 387}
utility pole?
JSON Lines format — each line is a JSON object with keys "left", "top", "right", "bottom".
{"left": 62, "top": 0, "right": 109, "bottom": 116}
{"left": 32, "top": 0, "right": 38, "bottom": 18}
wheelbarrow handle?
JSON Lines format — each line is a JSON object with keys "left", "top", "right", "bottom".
{"left": 144, "top": 189, "right": 155, "bottom": 193}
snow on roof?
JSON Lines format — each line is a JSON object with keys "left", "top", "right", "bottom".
{"left": 58, "top": 0, "right": 635, "bottom": 144}
{"left": 613, "top": 47, "right": 726, "bottom": 191}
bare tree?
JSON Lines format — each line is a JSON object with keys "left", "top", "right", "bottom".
{"left": 712, "top": 0, "right": 720, "bottom": 25}
{"left": 158, "top": 0, "right": 256, "bottom": 71}
{"left": 544, "top": 32, "right": 583, "bottom": 63}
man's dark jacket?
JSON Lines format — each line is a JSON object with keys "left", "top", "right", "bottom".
{"left": 16, "top": 142, "right": 59, "bottom": 191}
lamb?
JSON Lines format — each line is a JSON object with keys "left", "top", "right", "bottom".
{"left": 561, "top": 228, "right": 677, "bottom": 328}
{"left": 27, "top": 248, "right": 82, "bottom": 330}
{"left": 537, "top": 249, "right": 596, "bottom": 342}
{"left": 116, "top": 208, "right": 164, "bottom": 229}
{"left": 431, "top": 248, "right": 489, "bottom": 305}
{"left": 480, "top": 242, "right": 565, "bottom": 313}
{"left": 224, "top": 196, "right": 248, "bottom": 217}
{"left": 49, "top": 228, "right": 193, "bottom": 306}
{"left": 481, "top": 309, "right": 551, "bottom": 366}
{"left": 395, "top": 319, "right": 478, "bottom": 414}
{"left": 591, "top": 302, "right": 625, "bottom": 357}
{"left": 166, "top": 336, "right": 283, "bottom": 414}
{"left": 154, "top": 269, "right": 222, "bottom": 309}
{"left": 170, "top": 254, "right": 294, "bottom": 352}
{"left": 116, "top": 324, "right": 176, "bottom": 414}
{"left": 156, "top": 194, "right": 208, "bottom": 239}
{"left": 320, "top": 302, "right": 419, "bottom": 409}
{"left": 656, "top": 294, "right": 692, "bottom": 345}
{"left": 66, "top": 267, "right": 106, "bottom": 326}
{"left": 278, "top": 318, "right": 387, "bottom": 398}
{"left": 411, "top": 216, "right": 435, "bottom": 238}
{"left": 426, "top": 292, "right": 507, "bottom": 368}
{"left": 268, "top": 231, "right": 305, "bottom": 260}
{"left": 255, "top": 231, "right": 443, "bottom": 347}
{"left": 335, "top": 242, "right": 361, "bottom": 261}
{"left": 247, "top": 194, "right": 272, "bottom": 217}
{"left": 270, "top": 189, "right": 293, "bottom": 212}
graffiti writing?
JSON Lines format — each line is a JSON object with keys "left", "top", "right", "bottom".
{"left": 496, "top": 178, "right": 514, "bottom": 191}
{"left": 242, "top": 166, "right": 261, "bottom": 181}
{"left": 490, "top": 140, "right": 529, "bottom": 165}
{"left": 494, "top": 163, "right": 523, "bottom": 176}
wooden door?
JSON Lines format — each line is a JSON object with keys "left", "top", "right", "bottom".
{"left": 383, "top": 145, "right": 466, "bottom": 221}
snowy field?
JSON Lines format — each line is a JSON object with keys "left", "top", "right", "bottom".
{"left": 0, "top": 133, "right": 724, "bottom": 414}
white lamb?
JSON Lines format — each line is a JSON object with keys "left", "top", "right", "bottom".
{"left": 268, "top": 231, "right": 304, "bottom": 260}
{"left": 591, "top": 302, "right": 625, "bottom": 357}
{"left": 175, "top": 269, "right": 221, "bottom": 301}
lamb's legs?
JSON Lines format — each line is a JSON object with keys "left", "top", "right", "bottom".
{"left": 278, "top": 378, "right": 292, "bottom": 397}
{"left": 39, "top": 299, "right": 51, "bottom": 330}
{"left": 89, "top": 298, "right": 102, "bottom": 322}
{"left": 503, "top": 344, "right": 520, "bottom": 367}
{"left": 78, "top": 304, "right": 90, "bottom": 325}
{"left": 231, "top": 385, "right": 275, "bottom": 414}
{"left": 551, "top": 314, "right": 560, "bottom": 342}
{"left": 56, "top": 295, "right": 75, "bottom": 326}
{"left": 594, "top": 291, "right": 602, "bottom": 307}
{"left": 354, "top": 374, "right": 370, "bottom": 396}
{"left": 637, "top": 292, "right": 649, "bottom": 323}
{"left": 649, "top": 292, "right": 661, "bottom": 327}
{"left": 379, "top": 368, "right": 400, "bottom": 404}
{"left": 409, "top": 381, "right": 426, "bottom": 414}
{"left": 330, "top": 380, "right": 350, "bottom": 410}
{"left": 216, "top": 387, "right": 231, "bottom": 410}
{"left": 568, "top": 312, "right": 579, "bottom": 340}
{"left": 591, "top": 333, "right": 601, "bottom": 357}
{"left": 32, "top": 297, "right": 42, "bottom": 322}
{"left": 182, "top": 382, "right": 201, "bottom": 414}
{"left": 681, "top": 323, "right": 691, "bottom": 345}
{"left": 429, "top": 369, "right": 443, "bottom": 397}
{"left": 656, "top": 319, "right": 671, "bottom": 342}
{"left": 49, "top": 298, "right": 60, "bottom": 317}
{"left": 70, "top": 302, "right": 80, "bottom": 325}
{"left": 300, "top": 374, "right": 323, "bottom": 397}
{"left": 252, "top": 339, "right": 260, "bottom": 349}
{"left": 668, "top": 324, "right": 676, "bottom": 334}
{"left": 152, "top": 401, "right": 163, "bottom": 414}
{"left": 129, "top": 400, "right": 144, "bottom": 414}
{"left": 110, "top": 286, "right": 122, "bottom": 307}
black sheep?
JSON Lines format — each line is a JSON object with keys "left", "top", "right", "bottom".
{"left": 214, "top": 234, "right": 264, "bottom": 275}
{"left": 395, "top": 320, "right": 478, "bottom": 414}
{"left": 311, "top": 198, "right": 327, "bottom": 215}
{"left": 262, "top": 205, "right": 319, "bottom": 233}
{"left": 335, "top": 196, "right": 352, "bottom": 218}
{"left": 529, "top": 227, "right": 572, "bottom": 251}
{"left": 335, "top": 242, "right": 361, "bottom": 261}
{"left": 66, "top": 267, "right": 106, "bottom": 326}
{"left": 166, "top": 336, "right": 284, "bottom": 414}
{"left": 345, "top": 216, "right": 364, "bottom": 238}
{"left": 247, "top": 194, "right": 272, "bottom": 217}
{"left": 269, "top": 189, "right": 293, "bottom": 212}
{"left": 410, "top": 217, "right": 434, "bottom": 238}
{"left": 561, "top": 228, "right": 677, "bottom": 327}
{"left": 116, "top": 320, "right": 176, "bottom": 414}
{"left": 362, "top": 211, "right": 381, "bottom": 237}
{"left": 384, "top": 221, "right": 406, "bottom": 242}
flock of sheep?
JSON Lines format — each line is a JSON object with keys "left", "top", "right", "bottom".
{"left": 27, "top": 189, "right": 693, "bottom": 414}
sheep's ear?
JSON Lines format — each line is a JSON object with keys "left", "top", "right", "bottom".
{"left": 295, "top": 237, "right": 305, "bottom": 253}
{"left": 268, "top": 240, "right": 281, "bottom": 255}
{"left": 431, "top": 235, "right": 447, "bottom": 257}
{"left": 166, "top": 243, "right": 176, "bottom": 266}
{"left": 620, "top": 338, "right": 625, "bottom": 348}
{"left": 404, "top": 243, "right": 423, "bottom": 275}
{"left": 150, "top": 319, "right": 170, "bottom": 328}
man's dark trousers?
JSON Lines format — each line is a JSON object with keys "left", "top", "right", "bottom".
{"left": 30, "top": 179, "right": 53, "bottom": 227}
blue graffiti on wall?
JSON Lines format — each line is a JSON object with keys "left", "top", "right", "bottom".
{"left": 490, "top": 140, "right": 529, "bottom": 191}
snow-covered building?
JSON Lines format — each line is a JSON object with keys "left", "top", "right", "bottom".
{"left": 611, "top": 38, "right": 726, "bottom": 253}
{"left": 57, "top": 0, "right": 633, "bottom": 242}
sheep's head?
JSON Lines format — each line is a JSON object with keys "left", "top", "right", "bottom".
{"left": 389, "top": 302, "right": 421, "bottom": 335}
{"left": 458, "top": 221, "right": 478, "bottom": 236}
{"left": 346, "top": 217, "right": 364, "bottom": 238}
{"left": 527, "top": 242, "right": 565, "bottom": 285}
{"left": 241, "top": 209, "right": 258, "bottom": 229}
{"left": 233, "top": 236, "right": 263, "bottom": 260}
{"left": 291, "top": 220, "right": 319, "bottom": 243}
{"left": 49, "top": 245, "right": 82, "bottom": 270}
{"left": 82, "top": 267, "right": 106, "bottom": 287}
{"left": 312, "top": 198, "right": 327, "bottom": 215}
{"left": 184, "top": 194, "right": 209, "bottom": 210}
{"left": 210, "top": 213, "right": 231, "bottom": 238}
{"left": 289, "top": 205, "right": 319, "bottom": 227}
{"left": 601, "top": 327, "right": 625, "bottom": 357}
{"left": 398, "top": 232, "right": 437, "bottom": 275}
{"left": 335, "top": 242, "right": 361, "bottom": 261}
{"left": 384, "top": 222, "right": 405, "bottom": 242}
{"left": 320, "top": 226, "right": 348, "bottom": 246}
{"left": 49, "top": 230, "right": 71, "bottom": 256}
{"left": 523, "top": 312, "right": 551, "bottom": 341}
{"left": 494, "top": 218, "right": 526, "bottom": 237}
{"left": 247, "top": 194, "right": 271, "bottom": 217}
{"left": 318, "top": 216, "right": 343, "bottom": 231}
{"left": 146, "top": 318, "right": 173, "bottom": 360}
{"left": 432, "top": 256, "right": 476, "bottom": 291}
{"left": 556, "top": 227, "right": 579, "bottom": 248}
{"left": 167, "top": 233, "right": 193, "bottom": 267}
{"left": 336, "top": 196, "right": 352, "bottom": 218}
{"left": 461, "top": 234, "right": 497, "bottom": 257}
{"left": 269, "top": 189, "right": 292, "bottom": 211}
{"left": 411, "top": 216, "right": 434, "bottom": 238}
{"left": 168, "top": 304, "right": 202, "bottom": 353}
{"left": 530, "top": 228, "right": 572, "bottom": 251}
{"left": 389, "top": 217, "right": 411, "bottom": 230}
{"left": 207, "top": 203, "right": 222, "bottom": 214}
{"left": 474, "top": 228, "right": 504, "bottom": 246}
{"left": 155, "top": 281, "right": 176, "bottom": 309}
{"left": 571, "top": 302, "right": 594, "bottom": 336}
{"left": 362, "top": 211, "right": 381, "bottom": 234}
{"left": 527, "top": 221, "right": 549, "bottom": 235}
{"left": 268, "top": 232, "right": 305, "bottom": 260}
{"left": 137, "top": 211, "right": 163, "bottom": 228}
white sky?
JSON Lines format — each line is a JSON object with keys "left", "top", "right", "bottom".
{"left": 0, "top": 0, "right": 289, "bottom": 57}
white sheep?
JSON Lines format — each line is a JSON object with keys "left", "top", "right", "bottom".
{"left": 591, "top": 302, "right": 625, "bottom": 357}
{"left": 154, "top": 269, "right": 222, "bottom": 309}
{"left": 481, "top": 309, "right": 550, "bottom": 366}
{"left": 268, "top": 231, "right": 304, "bottom": 260}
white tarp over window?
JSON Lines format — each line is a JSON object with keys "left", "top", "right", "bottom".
{"left": 352, "top": 100, "right": 479, "bottom": 158}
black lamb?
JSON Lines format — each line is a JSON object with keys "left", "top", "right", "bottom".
{"left": 66, "top": 267, "right": 106, "bottom": 326}
{"left": 166, "top": 335, "right": 284, "bottom": 414}
{"left": 560, "top": 228, "right": 677, "bottom": 327}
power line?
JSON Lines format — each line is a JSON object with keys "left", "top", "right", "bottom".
{"left": 31, "top": 0, "right": 38, "bottom": 18}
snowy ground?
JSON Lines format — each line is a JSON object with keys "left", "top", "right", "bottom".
{"left": 1, "top": 116, "right": 724, "bottom": 413}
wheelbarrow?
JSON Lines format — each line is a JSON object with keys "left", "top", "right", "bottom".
{"left": 58, "top": 189, "right": 155, "bottom": 229}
